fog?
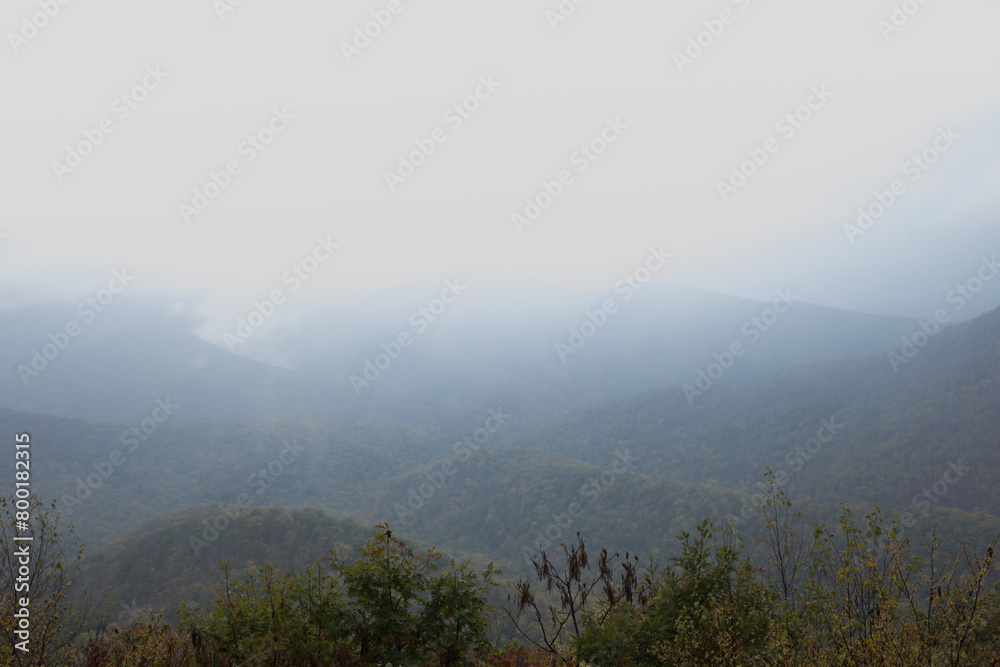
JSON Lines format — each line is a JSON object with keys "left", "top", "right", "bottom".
{"left": 2, "top": 0, "right": 1000, "bottom": 322}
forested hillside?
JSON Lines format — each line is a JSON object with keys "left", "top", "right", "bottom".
{"left": 0, "top": 287, "right": 923, "bottom": 426}
{"left": 5, "top": 488, "right": 999, "bottom": 665}
{"left": 74, "top": 506, "right": 376, "bottom": 625}
{"left": 3, "top": 305, "right": 1000, "bottom": 658}
{"left": 513, "top": 306, "right": 1000, "bottom": 517}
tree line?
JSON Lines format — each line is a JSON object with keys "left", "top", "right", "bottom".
{"left": 2, "top": 478, "right": 999, "bottom": 665}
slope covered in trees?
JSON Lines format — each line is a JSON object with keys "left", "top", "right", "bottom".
{"left": 4, "top": 488, "right": 999, "bottom": 665}
{"left": 511, "top": 306, "right": 1000, "bottom": 518}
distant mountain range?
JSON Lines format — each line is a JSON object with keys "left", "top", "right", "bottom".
{"left": 2, "top": 287, "right": 998, "bottom": 626}
{"left": 0, "top": 283, "right": 922, "bottom": 426}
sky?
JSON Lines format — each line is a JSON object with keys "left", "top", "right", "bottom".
{"left": 2, "top": 0, "right": 1000, "bottom": 319}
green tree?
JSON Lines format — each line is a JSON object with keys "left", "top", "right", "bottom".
{"left": 573, "top": 518, "right": 773, "bottom": 666}
{"left": 180, "top": 524, "right": 498, "bottom": 665}
{"left": 80, "top": 610, "right": 191, "bottom": 666}
{"left": 0, "top": 494, "right": 95, "bottom": 666}
{"left": 754, "top": 473, "right": 1000, "bottom": 665}
{"left": 505, "top": 531, "right": 652, "bottom": 664}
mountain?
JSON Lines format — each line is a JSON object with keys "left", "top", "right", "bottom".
{"left": 73, "top": 505, "right": 376, "bottom": 626}
{"left": 0, "top": 284, "right": 921, "bottom": 427}
{"left": 5, "top": 292, "right": 1000, "bottom": 648}
{"left": 511, "top": 305, "right": 1000, "bottom": 524}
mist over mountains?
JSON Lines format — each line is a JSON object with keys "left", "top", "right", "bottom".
{"left": 0, "top": 282, "right": 928, "bottom": 426}
{"left": 2, "top": 285, "right": 999, "bottom": 659}
{"left": 4, "top": 1, "right": 1000, "bottom": 662}
{"left": 3, "top": 284, "right": 999, "bottom": 563}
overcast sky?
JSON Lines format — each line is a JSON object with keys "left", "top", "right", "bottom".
{"left": 2, "top": 0, "right": 999, "bottom": 319}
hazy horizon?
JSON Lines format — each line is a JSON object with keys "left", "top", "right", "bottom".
{"left": 3, "top": 0, "right": 1000, "bottom": 322}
